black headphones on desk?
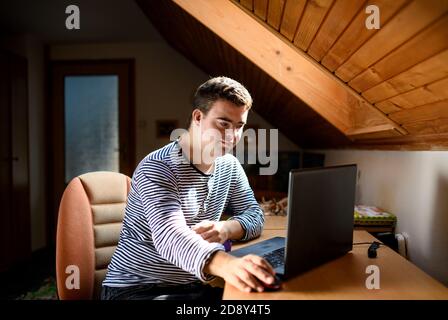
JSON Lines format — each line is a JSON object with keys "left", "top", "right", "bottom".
{"left": 354, "top": 241, "right": 382, "bottom": 258}
{"left": 368, "top": 241, "right": 381, "bottom": 258}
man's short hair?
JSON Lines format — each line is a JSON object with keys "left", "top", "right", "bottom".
{"left": 187, "top": 76, "right": 252, "bottom": 128}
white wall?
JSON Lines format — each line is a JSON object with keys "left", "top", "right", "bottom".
{"left": 1, "top": 35, "right": 47, "bottom": 251}
{"left": 319, "top": 149, "right": 448, "bottom": 286}
{"left": 50, "top": 42, "right": 300, "bottom": 162}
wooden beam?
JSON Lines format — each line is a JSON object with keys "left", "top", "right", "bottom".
{"left": 346, "top": 124, "right": 399, "bottom": 137}
{"left": 346, "top": 127, "right": 403, "bottom": 141}
{"left": 171, "top": 0, "right": 405, "bottom": 138}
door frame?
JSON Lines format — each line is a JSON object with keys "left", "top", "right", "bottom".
{"left": 0, "top": 49, "right": 31, "bottom": 271}
{"left": 49, "top": 59, "right": 135, "bottom": 245}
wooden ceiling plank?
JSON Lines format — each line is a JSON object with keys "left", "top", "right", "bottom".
{"left": 267, "top": 0, "right": 286, "bottom": 30}
{"left": 335, "top": 1, "right": 448, "bottom": 82}
{"left": 363, "top": 49, "right": 448, "bottom": 104}
{"left": 386, "top": 77, "right": 448, "bottom": 109}
{"left": 243, "top": 46, "right": 255, "bottom": 85}
{"left": 193, "top": 12, "right": 218, "bottom": 71}
{"left": 224, "top": 39, "right": 239, "bottom": 78}
{"left": 293, "top": 0, "right": 334, "bottom": 51}
{"left": 248, "top": 67, "right": 267, "bottom": 110}
{"left": 254, "top": 0, "right": 269, "bottom": 21}
{"left": 172, "top": 0, "right": 404, "bottom": 136}
{"left": 403, "top": 118, "right": 448, "bottom": 135}
{"left": 279, "top": 0, "right": 307, "bottom": 41}
{"left": 240, "top": 0, "right": 254, "bottom": 11}
{"left": 308, "top": 0, "right": 365, "bottom": 62}
{"left": 261, "top": 78, "right": 283, "bottom": 114}
{"left": 352, "top": 132, "right": 448, "bottom": 150}
{"left": 321, "top": 0, "right": 409, "bottom": 72}
{"left": 213, "top": 28, "right": 233, "bottom": 76}
{"left": 375, "top": 100, "right": 403, "bottom": 115}
{"left": 349, "top": 14, "right": 448, "bottom": 93}
{"left": 388, "top": 99, "right": 448, "bottom": 124}
{"left": 138, "top": 0, "right": 197, "bottom": 67}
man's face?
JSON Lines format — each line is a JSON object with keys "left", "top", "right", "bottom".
{"left": 193, "top": 99, "right": 248, "bottom": 157}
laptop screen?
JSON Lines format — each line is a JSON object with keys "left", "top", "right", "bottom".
{"left": 284, "top": 164, "right": 357, "bottom": 278}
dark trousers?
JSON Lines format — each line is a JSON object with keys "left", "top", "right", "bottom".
{"left": 101, "top": 282, "right": 223, "bottom": 300}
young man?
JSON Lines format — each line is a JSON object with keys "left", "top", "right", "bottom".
{"left": 101, "top": 77, "right": 276, "bottom": 300}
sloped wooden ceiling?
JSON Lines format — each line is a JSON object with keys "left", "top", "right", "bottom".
{"left": 137, "top": 0, "right": 448, "bottom": 150}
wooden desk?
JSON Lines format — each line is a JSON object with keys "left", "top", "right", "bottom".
{"left": 223, "top": 216, "right": 448, "bottom": 300}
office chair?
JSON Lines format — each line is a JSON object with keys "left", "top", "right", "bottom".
{"left": 56, "top": 171, "right": 131, "bottom": 300}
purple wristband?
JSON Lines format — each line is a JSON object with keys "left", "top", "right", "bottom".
{"left": 223, "top": 240, "right": 232, "bottom": 252}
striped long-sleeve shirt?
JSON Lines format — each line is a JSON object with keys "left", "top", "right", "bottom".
{"left": 103, "top": 140, "right": 264, "bottom": 287}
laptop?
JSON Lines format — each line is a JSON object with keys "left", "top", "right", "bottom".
{"left": 230, "top": 164, "right": 357, "bottom": 279}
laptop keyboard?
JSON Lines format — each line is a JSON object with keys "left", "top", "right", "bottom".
{"left": 262, "top": 247, "right": 285, "bottom": 269}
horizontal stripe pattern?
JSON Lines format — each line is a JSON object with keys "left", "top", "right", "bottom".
{"left": 103, "top": 140, "right": 264, "bottom": 287}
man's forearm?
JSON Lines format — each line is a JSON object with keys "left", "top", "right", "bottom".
{"left": 203, "top": 250, "right": 234, "bottom": 277}
{"left": 225, "top": 220, "right": 245, "bottom": 241}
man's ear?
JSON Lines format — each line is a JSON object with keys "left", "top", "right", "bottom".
{"left": 192, "top": 109, "right": 202, "bottom": 126}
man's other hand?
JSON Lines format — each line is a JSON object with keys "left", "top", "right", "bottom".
{"left": 204, "top": 251, "right": 276, "bottom": 293}
{"left": 192, "top": 221, "right": 230, "bottom": 244}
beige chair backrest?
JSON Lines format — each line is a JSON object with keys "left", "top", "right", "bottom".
{"left": 56, "top": 171, "right": 131, "bottom": 300}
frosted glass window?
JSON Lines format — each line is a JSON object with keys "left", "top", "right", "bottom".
{"left": 64, "top": 75, "right": 119, "bottom": 183}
